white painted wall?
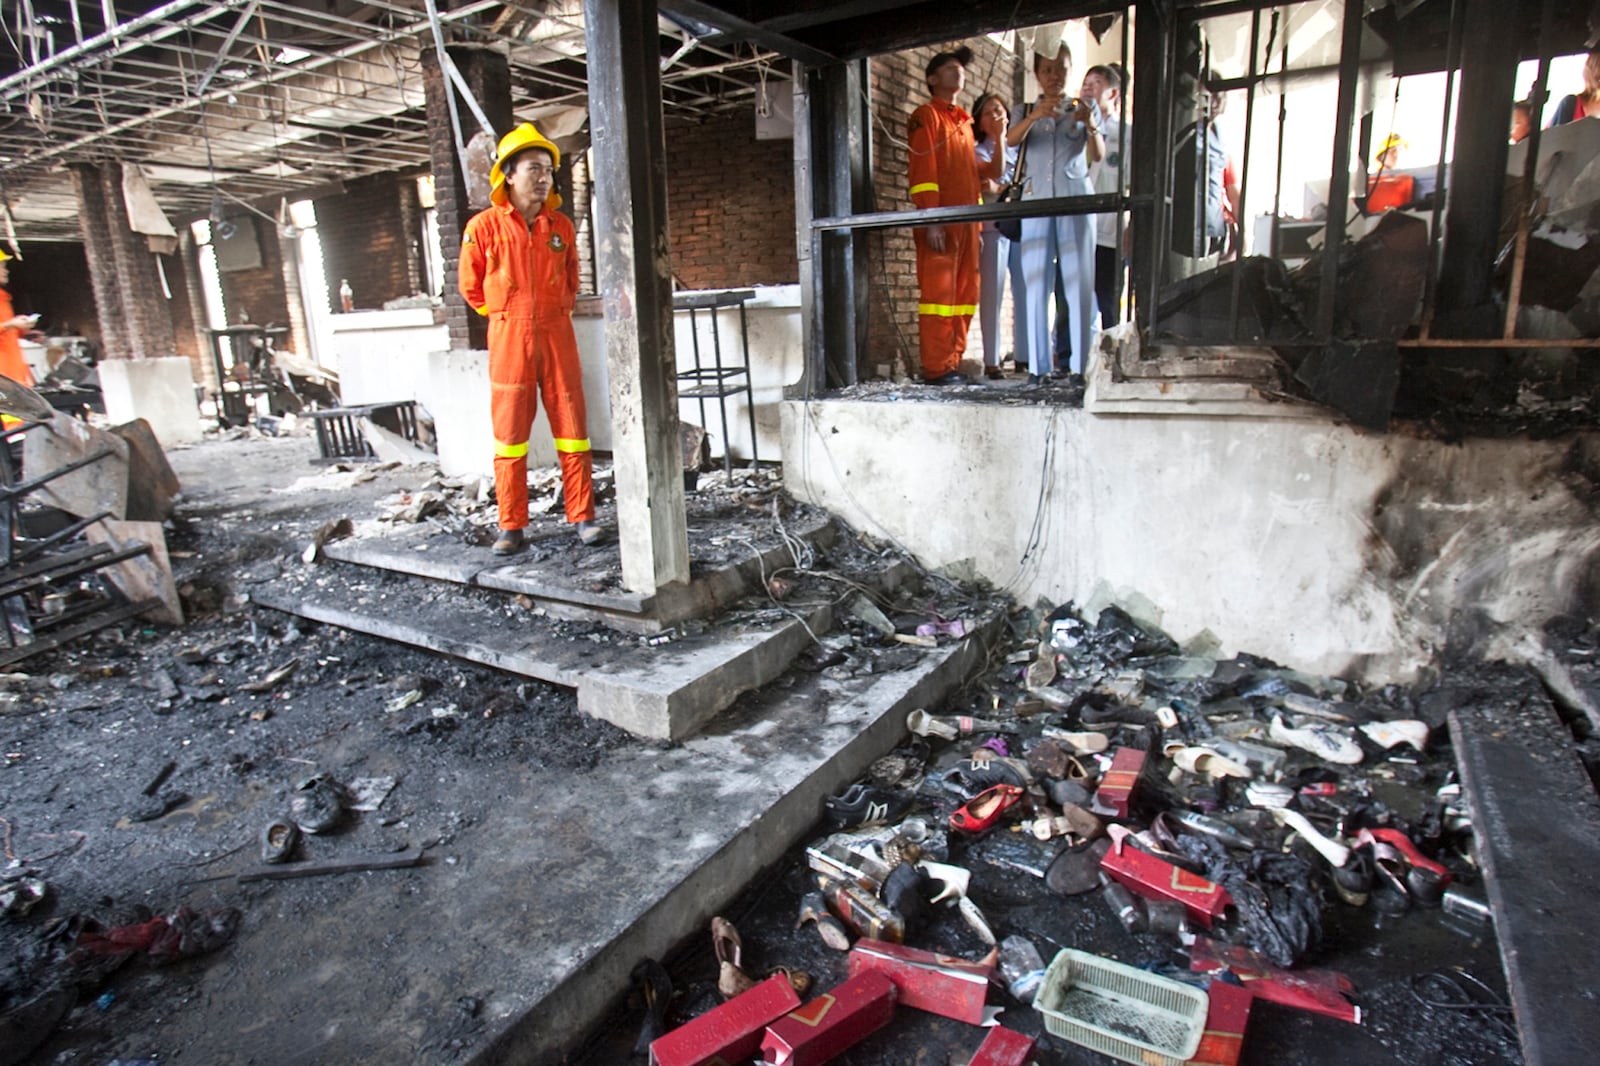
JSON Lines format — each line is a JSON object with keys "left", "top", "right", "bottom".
{"left": 781, "top": 398, "right": 1600, "bottom": 682}
{"left": 365, "top": 286, "right": 802, "bottom": 478}
{"left": 671, "top": 286, "right": 800, "bottom": 465}
{"left": 97, "top": 356, "right": 203, "bottom": 445}
{"left": 330, "top": 308, "right": 449, "bottom": 406}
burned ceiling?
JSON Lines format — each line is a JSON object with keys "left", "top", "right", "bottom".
{"left": 0, "top": 0, "right": 785, "bottom": 242}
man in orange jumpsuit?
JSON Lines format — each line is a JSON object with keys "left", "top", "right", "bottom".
{"left": 458, "top": 123, "right": 600, "bottom": 554}
{"left": 0, "top": 249, "right": 38, "bottom": 390}
{"left": 908, "top": 45, "right": 983, "bottom": 385}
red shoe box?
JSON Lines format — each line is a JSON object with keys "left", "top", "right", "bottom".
{"left": 1099, "top": 841, "right": 1233, "bottom": 929}
{"left": 650, "top": 973, "right": 801, "bottom": 1066}
{"left": 1184, "top": 979, "right": 1254, "bottom": 1066}
{"left": 761, "top": 970, "right": 898, "bottom": 1065}
{"left": 847, "top": 940, "right": 995, "bottom": 1025}
{"left": 1094, "top": 747, "right": 1147, "bottom": 818}
{"left": 969, "top": 1025, "right": 1037, "bottom": 1065}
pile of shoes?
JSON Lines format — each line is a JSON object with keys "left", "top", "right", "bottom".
{"left": 633, "top": 600, "right": 1498, "bottom": 1064}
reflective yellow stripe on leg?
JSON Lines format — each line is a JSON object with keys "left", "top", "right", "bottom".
{"left": 553, "top": 437, "right": 591, "bottom": 454}
{"left": 494, "top": 440, "right": 529, "bottom": 458}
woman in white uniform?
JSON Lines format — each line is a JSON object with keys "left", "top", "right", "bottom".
{"left": 971, "top": 92, "right": 1027, "bottom": 379}
{"left": 1007, "top": 43, "right": 1103, "bottom": 383}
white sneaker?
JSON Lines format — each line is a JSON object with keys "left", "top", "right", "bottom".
{"left": 1359, "top": 719, "right": 1429, "bottom": 752}
{"left": 1269, "top": 715, "right": 1365, "bottom": 765}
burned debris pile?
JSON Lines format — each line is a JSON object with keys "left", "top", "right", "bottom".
{"left": 0, "top": 406, "right": 182, "bottom": 669}
{"left": 611, "top": 601, "right": 1527, "bottom": 1066}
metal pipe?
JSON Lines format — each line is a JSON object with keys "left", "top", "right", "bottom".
{"left": 193, "top": 0, "right": 262, "bottom": 98}
{"left": 813, "top": 193, "right": 1134, "bottom": 232}
{"left": 4, "top": 4, "right": 500, "bottom": 173}
{"left": 1227, "top": 8, "right": 1263, "bottom": 338}
{"left": 1418, "top": 0, "right": 1465, "bottom": 339}
{"left": 1314, "top": 0, "right": 1365, "bottom": 339}
{"left": 0, "top": 0, "right": 230, "bottom": 97}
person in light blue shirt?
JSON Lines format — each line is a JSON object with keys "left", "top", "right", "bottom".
{"left": 972, "top": 91, "right": 1027, "bottom": 379}
{"left": 1007, "top": 42, "right": 1103, "bottom": 383}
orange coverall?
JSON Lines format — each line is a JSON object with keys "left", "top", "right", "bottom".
{"left": 908, "top": 97, "right": 981, "bottom": 380}
{"left": 458, "top": 202, "right": 594, "bottom": 530}
{"left": 0, "top": 288, "right": 35, "bottom": 388}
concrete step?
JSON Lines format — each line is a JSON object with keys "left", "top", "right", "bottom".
{"left": 251, "top": 567, "right": 824, "bottom": 741}
{"left": 1450, "top": 687, "right": 1600, "bottom": 1066}
{"left": 320, "top": 510, "right": 837, "bottom": 631}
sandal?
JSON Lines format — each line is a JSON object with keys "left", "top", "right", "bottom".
{"left": 949, "top": 784, "right": 1023, "bottom": 834}
{"left": 767, "top": 967, "right": 812, "bottom": 997}
{"left": 710, "top": 916, "right": 756, "bottom": 999}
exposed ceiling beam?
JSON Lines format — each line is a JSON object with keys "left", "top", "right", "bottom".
{"left": 659, "top": 0, "right": 840, "bottom": 67}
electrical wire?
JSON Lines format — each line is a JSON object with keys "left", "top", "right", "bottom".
{"left": 1409, "top": 969, "right": 1518, "bottom": 1044}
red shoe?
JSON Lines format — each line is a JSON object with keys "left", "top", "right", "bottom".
{"left": 949, "top": 784, "right": 1024, "bottom": 834}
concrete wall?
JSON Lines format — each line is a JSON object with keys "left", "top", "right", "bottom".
{"left": 331, "top": 308, "right": 449, "bottom": 400}
{"left": 98, "top": 356, "right": 203, "bottom": 445}
{"left": 353, "top": 287, "right": 803, "bottom": 477}
{"left": 780, "top": 397, "right": 1600, "bottom": 682}
{"left": 672, "top": 286, "right": 801, "bottom": 464}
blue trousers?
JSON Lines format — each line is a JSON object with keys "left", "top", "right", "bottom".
{"left": 978, "top": 224, "right": 1029, "bottom": 370}
{"left": 1018, "top": 212, "right": 1096, "bottom": 375}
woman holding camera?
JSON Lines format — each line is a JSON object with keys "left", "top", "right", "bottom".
{"left": 1008, "top": 42, "right": 1102, "bottom": 384}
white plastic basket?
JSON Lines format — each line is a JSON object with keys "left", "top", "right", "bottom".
{"left": 1033, "top": 949, "right": 1210, "bottom": 1066}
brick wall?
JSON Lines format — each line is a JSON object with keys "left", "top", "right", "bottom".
{"left": 10, "top": 242, "right": 104, "bottom": 349}
{"left": 313, "top": 172, "right": 424, "bottom": 313}
{"left": 214, "top": 215, "right": 290, "bottom": 330}
{"left": 663, "top": 108, "right": 797, "bottom": 289}
{"left": 426, "top": 47, "right": 511, "bottom": 353}
{"left": 70, "top": 164, "right": 128, "bottom": 358}
{"left": 868, "top": 40, "right": 1019, "bottom": 377}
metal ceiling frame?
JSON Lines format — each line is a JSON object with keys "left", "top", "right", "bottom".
{"left": 0, "top": 0, "right": 784, "bottom": 241}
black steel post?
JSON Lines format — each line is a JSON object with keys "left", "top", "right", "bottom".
{"left": 1314, "top": 0, "right": 1366, "bottom": 339}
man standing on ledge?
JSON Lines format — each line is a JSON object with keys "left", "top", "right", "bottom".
{"left": 459, "top": 122, "right": 601, "bottom": 554}
{"left": 909, "top": 45, "right": 992, "bottom": 386}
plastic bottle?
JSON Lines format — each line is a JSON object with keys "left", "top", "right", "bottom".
{"left": 339, "top": 278, "right": 354, "bottom": 312}
{"left": 998, "top": 934, "right": 1047, "bottom": 1004}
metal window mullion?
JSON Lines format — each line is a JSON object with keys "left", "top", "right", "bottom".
{"left": 1314, "top": 0, "right": 1366, "bottom": 340}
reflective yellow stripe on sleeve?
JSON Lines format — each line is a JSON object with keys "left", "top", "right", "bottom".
{"left": 917, "top": 303, "right": 979, "bottom": 317}
{"left": 476, "top": 305, "right": 489, "bottom": 317}
{"left": 553, "top": 437, "right": 591, "bottom": 454}
{"left": 909, "top": 182, "right": 939, "bottom": 195}
{"left": 494, "top": 440, "right": 529, "bottom": 458}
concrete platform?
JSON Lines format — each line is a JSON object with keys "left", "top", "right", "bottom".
{"left": 321, "top": 510, "right": 836, "bottom": 630}
{"left": 1451, "top": 691, "right": 1600, "bottom": 1066}
{"left": 252, "top": 571, "right": 825, "bottom": 741}
{"left": 146, "top": 615, "right": 991, "bottom": 1066}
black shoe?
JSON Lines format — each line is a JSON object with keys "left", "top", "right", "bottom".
{"left": 984, "top": 366, "right": 1005, "bottom": 380}
{"left": 1027, "top": 373, "right": 1045, "bottom": 386}
{"left": 492, "top": 528, "right": 525, "bottom": 555}
{"left": 259, "top": 819, "right": 299, "bottom": 864}
{"left": 926, "top": 371, "right": 968, "bottom": 386}
{"left": 630, "top": 959, "right": 673, "bottom": 1056}
{"left": 823, "top": 782, "right": 914, "bottom": 829}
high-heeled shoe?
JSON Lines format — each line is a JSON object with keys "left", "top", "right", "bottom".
{"left": 949, "top": 783, "right": 1023, "bottom": 834}
{"left": 710, "top": 916, "right": 756, "bottom": 999}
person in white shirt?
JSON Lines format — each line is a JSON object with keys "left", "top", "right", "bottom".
{"left": 1082, "top": 64, "right": 1129, "bottom": 331}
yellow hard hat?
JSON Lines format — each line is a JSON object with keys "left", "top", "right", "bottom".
{"left": 489, "top": 122, "right": 561, "bottom": 206}
{"left": 0, "top": 248, "right": 10, "bottom": 262}
{"left": 1378, "top": 132, "right": 1406, "bottom": 153}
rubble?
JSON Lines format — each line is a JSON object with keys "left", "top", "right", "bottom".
{"left": 595, "top": 600, "right": 1537, "bottom": 1066}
